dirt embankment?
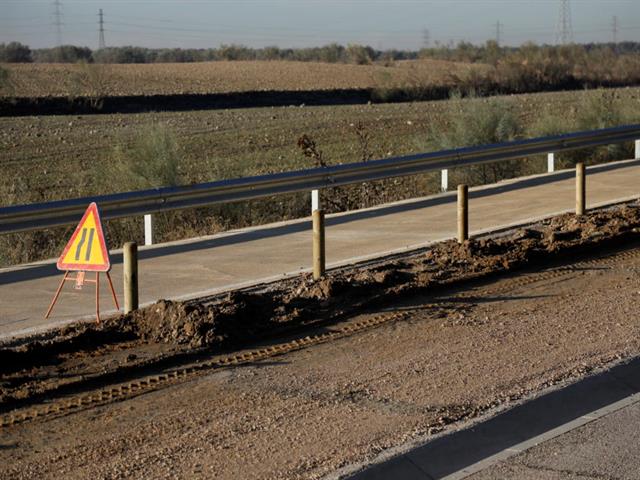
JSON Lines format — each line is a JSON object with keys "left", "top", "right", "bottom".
{"left": 123, "top": 203, "right": 640, "bottom": 347}
{"left": 1, "top": 202, "right": 640, "bottom": 411}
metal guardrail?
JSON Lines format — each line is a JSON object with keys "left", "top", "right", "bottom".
{"left": 2, "top": 124, "right": 640, "bottom": 235}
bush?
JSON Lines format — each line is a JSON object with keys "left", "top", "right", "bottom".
{"left": 92, "top": 125, "right": 182, "bottom": 245}
{"left": 70, "top": 61, "right": 111, "bottom": 108}
{"left": 574, "top": 90, "right": 634, "bottom": 164}
{"left": 33, "top": 45, "right": 92, "bottom": 63}
{"left": 346, "top": 44, "right": 375, "bottom": 65}
{"left": 217, "top": 44, "right": 254, "bottom": 61}
{"left": 0, "top": 42, "right": 32, "bottom": 62}
{"left": 0, "top": 65, "right": 13, "bottom": 95}
{"left": 93, "top": 46, "right": 153, "bottom": 64}
{"left": 527, "top": 89, "right": 634, "bottom": 170}
{"left": 425, "top": 93, "right": 524, "bottom": 185}
{"left": 107, "top": 124, "right": 181, "bottom": 190}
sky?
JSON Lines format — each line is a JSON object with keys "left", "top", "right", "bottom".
{"left": 1, "top": 0, "right": 639, "bottom": 50}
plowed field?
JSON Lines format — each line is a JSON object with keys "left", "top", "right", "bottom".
{"left": 2, "top": 59, "right": 486, "bottom": 98}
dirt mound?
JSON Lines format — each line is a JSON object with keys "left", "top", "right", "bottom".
{"left": 129, "top": 291, "right": 279, "bottom": 348}
{"left": 108, "top": 202, "right": 640, "bottom": 350}
{"left": 5, "top": 202, "right": 640, "bottom": 358}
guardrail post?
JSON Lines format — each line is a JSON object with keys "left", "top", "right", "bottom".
{"left": 547, "top": 152, "right": 555, "bottom": 173}
{"left": 312, "top": 209, "right": 325, "bottom": 280}
{"left": 441, "top": 169, "right": 448, "bottom": 192}
{"left": 576, "top": 162, "right": 586, "bottom": 215}
{"left": 144, "top": 214, "right": 154, "bottom": 246}
{"left": 457, "top": 184, "right": 468, "bottom": 243}
{"left": 123, "top": 242, "right": 139, "bottom": 313}
{"left": 311, "top": 189, "right": 320, "bottom": 214}
{"left": 635, "top": 140, "right": 640, "bottom": 159}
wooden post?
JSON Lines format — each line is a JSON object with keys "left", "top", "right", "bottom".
{"left": 576, "top": 162, "right": 586, "bottom": 216}
{"left": 124, "top": 242, "right": 139, "bottom": 313}
{"left": 457, "top": 184, "right": 469, "bottom": 243}
{"left": 312, "top": 210, "right": 325, "bottom": 280}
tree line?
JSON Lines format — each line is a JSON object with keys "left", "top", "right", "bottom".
{"left": 1, "top": 40, "right": 639, "bottom": 65}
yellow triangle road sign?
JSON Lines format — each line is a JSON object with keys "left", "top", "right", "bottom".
{"left": 57, "top": 202, "right": 111, "bottom": 272}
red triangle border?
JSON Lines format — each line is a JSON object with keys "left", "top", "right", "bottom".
{"left": 56, "top": 202, "right": 111, "bottom": 272}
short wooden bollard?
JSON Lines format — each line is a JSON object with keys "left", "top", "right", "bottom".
{"left": 123, "top": 242, "right": 139, "bottom": 313}
{"left": 312, "top": 209, "right": 326, "bottom": 280}
{"left": 457, "top": 184, "right": 469, "bottom": 243}
{"left": 576, "top": 162, "right": 586, "bottom": 215}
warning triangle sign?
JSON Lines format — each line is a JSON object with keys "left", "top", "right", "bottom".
{"left": 57, "top": 202, "right": 111, "bottom": 272}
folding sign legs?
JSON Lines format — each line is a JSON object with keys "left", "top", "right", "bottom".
{"left": 97, "top": 272, "right": 120, "bottom": 322}
{"left": 45, "top": 271, "right": 120, "bottom": 323}
{"left": 44, "top": 271, "right": 70, "bottom": 320}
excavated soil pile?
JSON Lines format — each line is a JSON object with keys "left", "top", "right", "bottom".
{"left": 2, "top": 203, "right": 640, "bottom": 375}
{"left": 116, "top": 203, "right": 640, "bottom": 347}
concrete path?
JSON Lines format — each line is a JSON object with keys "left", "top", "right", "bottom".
{"left": 348, "top": 357, "right": 640, "bottom": 480}
{"left": 1, "top": 159, "right": 639, "bottom": 339}
{"left": 467, "top": 397, "right": 640, "bottom": 480}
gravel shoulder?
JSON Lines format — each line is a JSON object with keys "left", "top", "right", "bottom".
{"left": 1, "top": 206, "right": 640, "bottom": 479}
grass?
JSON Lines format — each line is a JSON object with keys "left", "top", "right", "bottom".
{"left": 1, "top": 87, "right": 640, "bottom": 266}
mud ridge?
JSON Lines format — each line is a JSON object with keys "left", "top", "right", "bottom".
{"left": 123, "top": 204, "right": 640, "bottom": 350}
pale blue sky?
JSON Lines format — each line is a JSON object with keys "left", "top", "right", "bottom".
{"left": 1, "top": 0, "right": 638, "bottom": 50}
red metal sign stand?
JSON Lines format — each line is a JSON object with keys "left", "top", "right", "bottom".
{"left": 44, "top": 270, "right": 119, "bottom": 323}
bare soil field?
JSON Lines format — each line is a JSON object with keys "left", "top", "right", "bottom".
{"left": 3, "top": 88, "right": 637, "bottom": 206}
{"left": 2, "top": 59, "right": 485, "bottom": 98}
{"left": 1, "top": 203, "right": 640, "bottom": 479}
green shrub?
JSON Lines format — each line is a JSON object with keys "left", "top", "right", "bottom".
{"left": 425, "top": 93, "right": 523, "bottom": 185}
{"left": 108, "top": 124, "right": 181, "bottom": 190}
{"left": 346, "top": 44, "right": 374, "bottom": 65}
{"left": 528, "top": 90, "right": 633, "bottom": 169}
{"left": 0, "top": 65, "right": 13, "bottom": 95}
{"left": 94, "top": 124, "right": 182, "bottom": 244}
{"left": 574, "top": 90, "right": 633, "bottom": 164}
{"left": 0, "top": 42, "right": 32, "bottom": 63}
{"left": 33, "top": 45, "right": 92, "bottom": 63}
{"left": 70, "top": 60, "right": 111, "bottom": 109}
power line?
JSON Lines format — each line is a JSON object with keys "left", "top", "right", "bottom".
{"left": 495, "top": 20, "right": 503, "bottom": 46}
{"left": 98, "top": 9, "right": 106, "bottom": 49}
{"left": 555, "top": 0, "right": 573, "bottom": 45}
{"left": 611, "top": 15, "right": 618, "bottom": 44}
{"left": 52, "top": 0, "right": 63, "bottom": 46}
{"left": 422, "top": 28, "right": 430, "bottom": 48}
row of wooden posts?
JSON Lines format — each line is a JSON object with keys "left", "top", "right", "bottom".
{"left": 121, "top": 162, "right": 588, "bottom": 314}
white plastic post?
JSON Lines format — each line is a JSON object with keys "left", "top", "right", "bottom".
{"left": 441, "top": 169, "right": 448, "bottom": 192}
{"left": 635, "top": 140, "right": 640, "bottom": 159}
{"left": 311, "top": 189, "right": 320, "bottom": 213}
{"left": 547, "top": 152, "right": 555, "bottom": 173}
{"left": 144, "top": 214, "right": 154, "bottom": 246}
